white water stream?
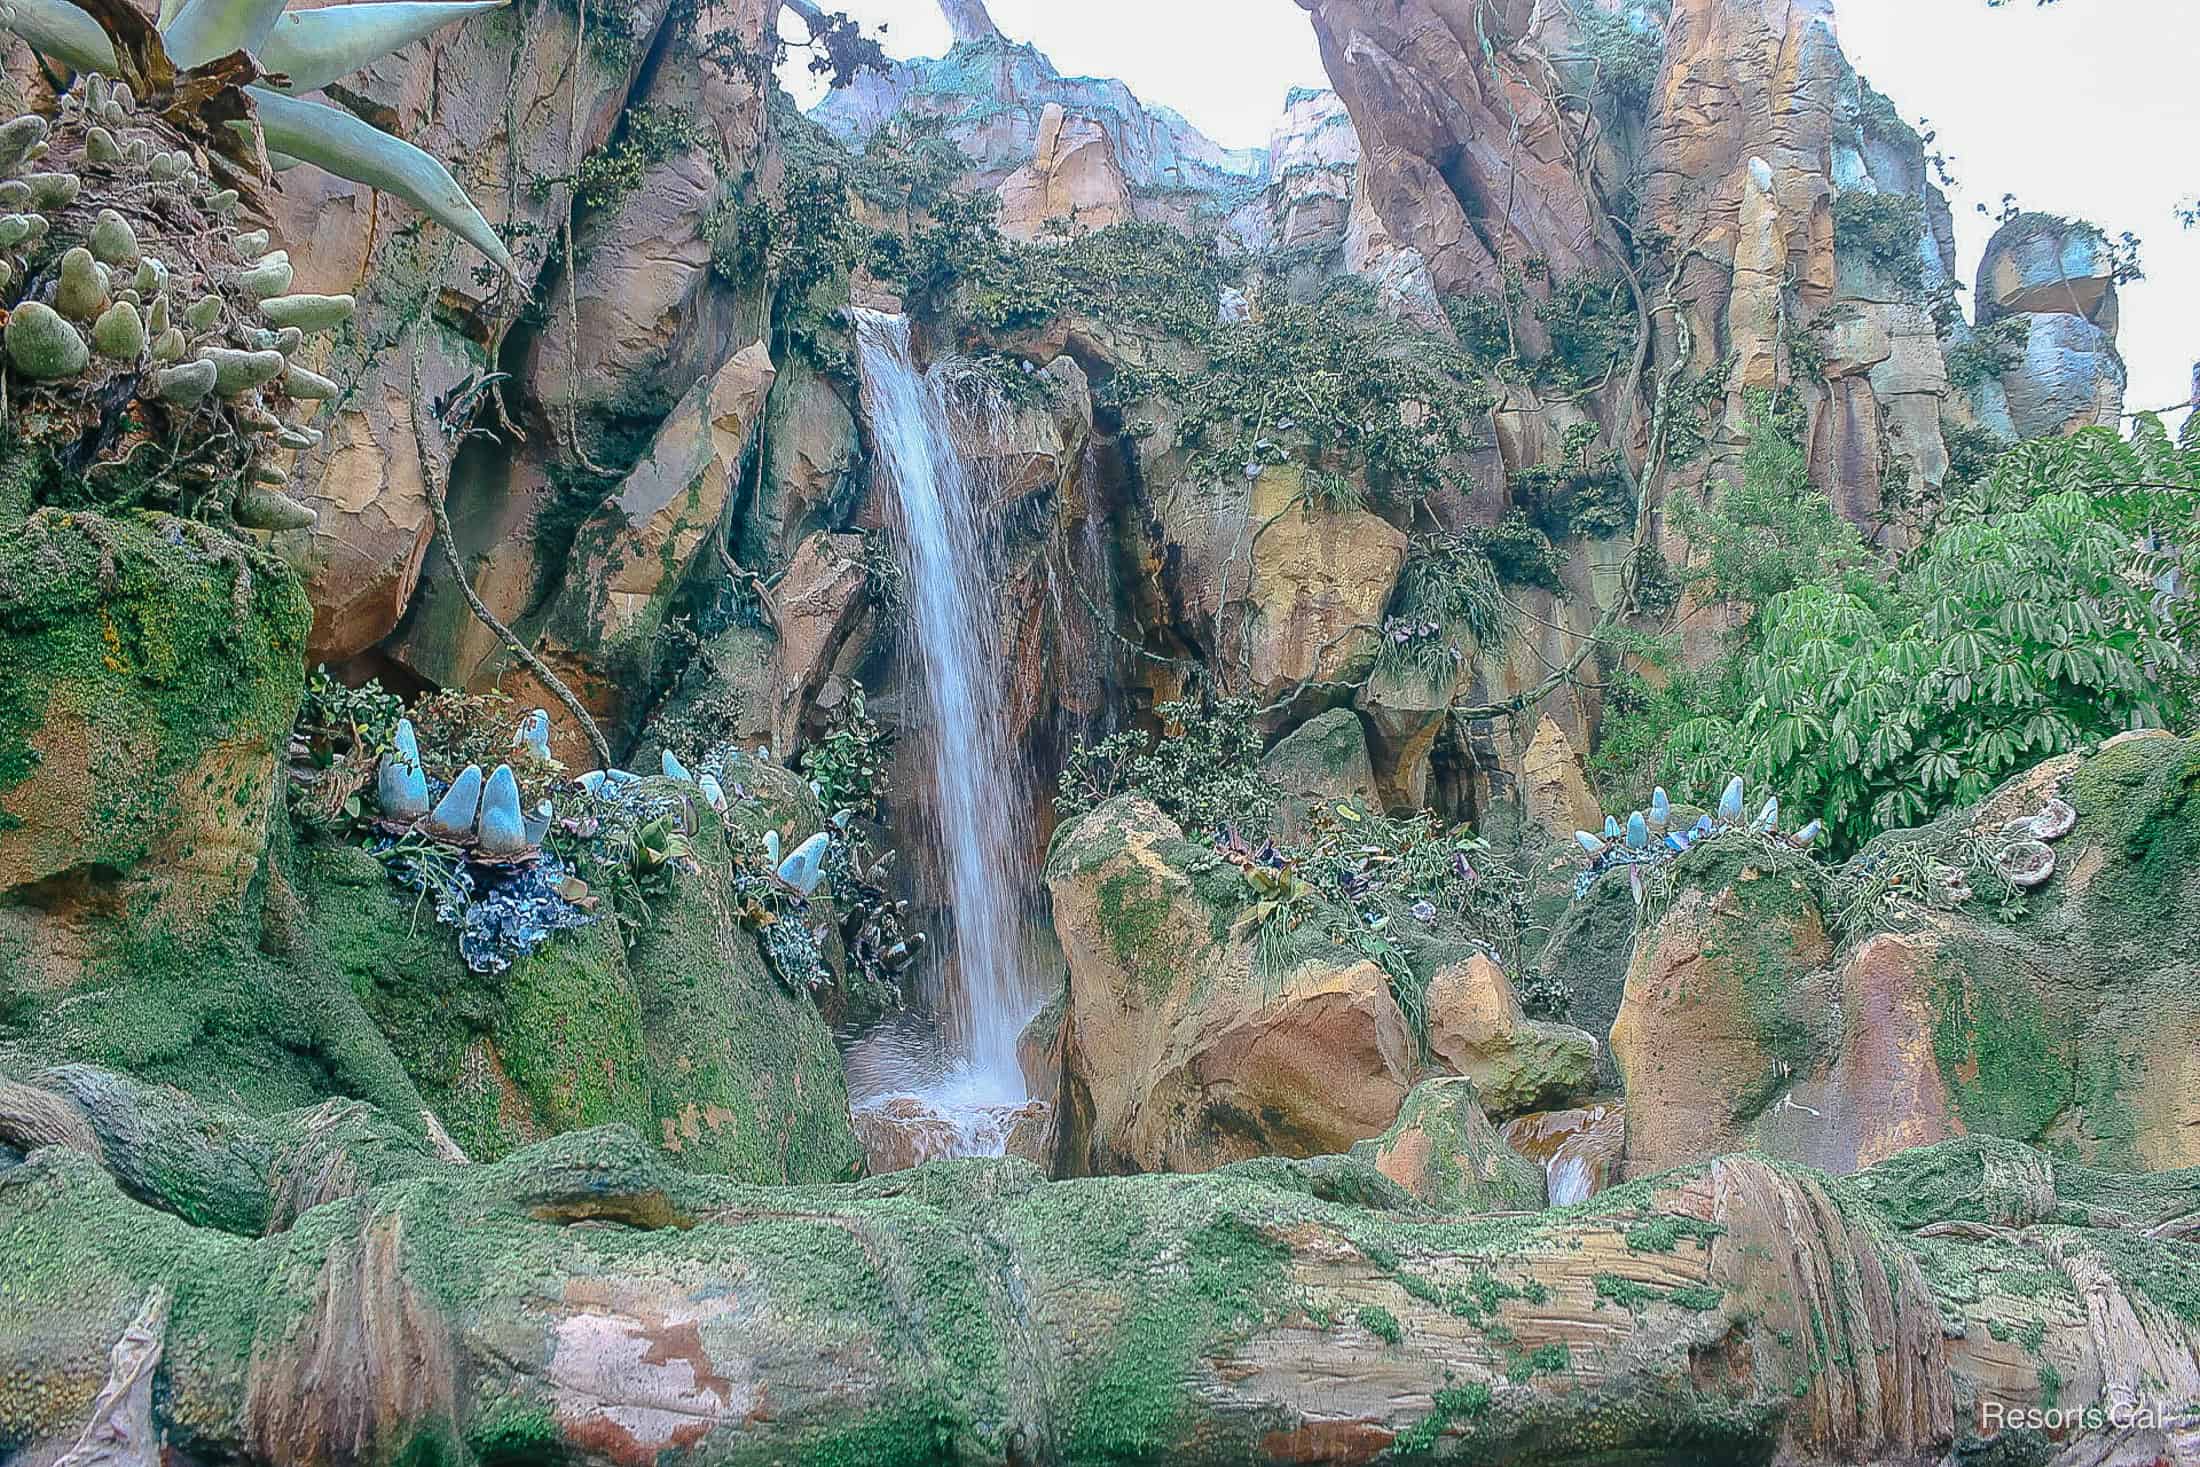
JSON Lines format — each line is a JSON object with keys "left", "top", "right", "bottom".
{"left": 845, "top": 311, "right": 1036, "bottom": 1147}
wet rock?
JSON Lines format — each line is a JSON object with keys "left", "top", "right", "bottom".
{"left": 1502, "top": 1102, "right": 1625, "bottom": 1206}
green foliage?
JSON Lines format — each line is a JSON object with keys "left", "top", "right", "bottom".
{"left": 1832, "top": 190, "right": 1928, "bottom": 295}
{"left": 1356, "top": 1303, "right": 1404, "bottom": 1345}
{"left": 1943, "top": 316, "right": 2031, "bottom": 392}
{"left": 1471, "top": 512, "right": 1569, "bottom": 591}
{"left": 1533, "top": 272, "right": 1636, "bottom": 391}
{"left": 707, "top": 102, "right": 868, "bottom": 360}
{"left": 1942, "top": 417, "right": 2014, "bottom": 494}
{"left": 1670, "top": 492, "right": 2184, "bottom": 852}
{"left": 891, "top": 205, "right": 1489, "bottom": 502}
{"left": 1056, "top": 697, "right": 1275, "bottom": 837}
{"left": 1668, "top": 393, "right": 1872, "bottom": 626}
{"left": 801, "top": 683, "right": 894, "bottom": 820}
{"left": 571, "top": 106, "right": 714, "bottom": 214}
{"left": 1562, "top": 3, "right": 1665, "bottom": 114}
{"left": 298, "top": 666, "right": 403, "bottom": 760}
{"left": 1378, "top": 538, "right": 1511, "bottom": 689}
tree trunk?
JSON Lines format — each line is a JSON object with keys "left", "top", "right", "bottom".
{"left": 3, "top": 1085, "right": 2195, "bottom": 1467}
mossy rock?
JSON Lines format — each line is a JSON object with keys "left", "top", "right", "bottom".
{"left": 1350, "top": 1076, "right": 1546, "bottom": 1211}
{"left": 0, "top": 508, "right": 309, "bottom": 920}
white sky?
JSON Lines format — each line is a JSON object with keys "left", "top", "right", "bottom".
{"left": 785, "top": 0, "right": 2195, "bottom": 416}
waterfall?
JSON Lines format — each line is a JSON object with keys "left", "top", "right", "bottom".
{"left": 849, "top": 310, "right": 1032, "bottom": 1111}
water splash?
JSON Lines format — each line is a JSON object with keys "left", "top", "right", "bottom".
{"left": 850, "top": 311, "right": 1034, "bottom": 1119}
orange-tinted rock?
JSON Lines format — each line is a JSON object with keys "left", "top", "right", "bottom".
{"left": 1350, "top": 1076, "right": 1545, "bottom": 1211}
{"left": 1503, "top": 1103, "right": 1625, "bottom": 1205}
{"left": 1518, "top": 715, "right": 1604, "bottom": 841}
{"left": 1046, "top": 796, "right": 1414, "bottom": 1173}
{"left": 1424, "top": 953, "right": 1597, "bottom": 1119}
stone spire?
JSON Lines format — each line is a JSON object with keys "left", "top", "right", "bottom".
{"left": 938, "top": 0, "right": 1002, "bottom": 46}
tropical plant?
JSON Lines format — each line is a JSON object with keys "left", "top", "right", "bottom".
{"left": 801, "top": 683, "right": 894, "bottom": 820}
{"left": 1662, "top": 491, "right": 2185, "bottom": 851}
{"left": 5, "top": 0, "right": 515, "bottom": 271}
{"left": 0, "top": 0, "right": 513, "bottom": 528}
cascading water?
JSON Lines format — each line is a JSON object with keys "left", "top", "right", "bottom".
{"left": 844, "top": 310, "right": 1035, "bottom": 1145}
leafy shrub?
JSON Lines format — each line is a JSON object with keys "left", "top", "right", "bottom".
{"left": 1056, "top": 697, "right": 1276, "bottom": 837}
{"left": 1832, "top": 190, "right": 1928, "bottom": 296}
{"left": 1667, "top": 393, "right": 1871, "bottom": 626}
{"left": 802, "top": 683, "right": 895, "bottom": 820}
{"left": 1664, "top": 492, "right": 2184, "bottom": 851}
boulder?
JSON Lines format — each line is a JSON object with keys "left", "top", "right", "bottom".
{"left": 1045, "top": 795, "right": 1414, "bottom": 1173}
{"left": 527, "top": 342, "right": 775, "bottom": 729}
{"left": 0, "top": 512, "right": 309, "bottom": 926}
{"left": 1423, "top": 953, "right": 1598, "bottom": 1118}
{"left": 1518, "top": 715, "right": 1603, "bottom": 841}
{"left": 1260, "top": 707, "right": 1380, "bottom": 837}
{"left": 1350, "top": 1076, "right": 1546, "bottom": 1211}
{"left": 766, "top": 532, "right": 870, "bottom": 754}
{"left": 850, "top": 1095, "right": 1052, "bottom": 1174}
{"left": 1978, "top": 212, "right": 2123, "bottom": 328}
{"left": 1610, "top": 737, "right": 2200, "bottom": 1177}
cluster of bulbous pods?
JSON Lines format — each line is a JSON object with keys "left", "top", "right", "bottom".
{"left": 0, "top": 74, "right": 351, "bottom": 530}
{"left": 1572, "top": 777, "right": 1823, "bottom": 903}
{"left": 376, "top": 717, "right": 553, "bottom": 860}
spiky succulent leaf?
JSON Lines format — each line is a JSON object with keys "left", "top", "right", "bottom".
{"left": 0, "top": 0, "right": 119, "bottom": 74}
{"left": 242, "top": 85, "right": 513, "bottom": 272}
{"left": 162, "top": 0, "right": 289, "bottom": 68}
{"left": 258, "top": 1, "right": 505, "bottom": 94}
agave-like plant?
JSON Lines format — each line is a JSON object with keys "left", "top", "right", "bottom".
{"left": 2, "top": 0, "right": 514, "bottom": 272}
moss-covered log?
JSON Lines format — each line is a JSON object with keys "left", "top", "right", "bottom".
{"left": 1, "top": 1094, "right": 2194, "bottom": 1466}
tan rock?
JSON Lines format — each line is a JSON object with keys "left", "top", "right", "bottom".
{"left": 1424, "top": 953, "right": 1598, "bottom": 1119}
{"left": 1518, "top": 715, "right": 1604, "bottom": 841}
{"left": 768, "top": 532, "right": 869, "bottom": 754}
{"left": 1239, "top": 464, "right": 1406, "bottom": 704}
{"left": 530, "top": 342, "right": 775, "bottom": 728}
{"left": 995, "top": 103, "right": 1134, "bottom": 240}
{"left": 1046, "top": 796, "right": 1414, "bottom": 1173}
{"left": 270, "top": 0, "right": 684, "bottom": 661}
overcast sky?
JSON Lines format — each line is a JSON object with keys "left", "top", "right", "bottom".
{"left": 785, "top": 0, "right": 2195, "bottom": 419}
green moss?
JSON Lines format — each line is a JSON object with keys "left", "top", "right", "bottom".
{"left": 0, "top": 510, "right": 309, "bottom": 874}
{"left": 1620, "top": 1212, "right": 1726, "bottom": 1254}
{"left": 1929, "top": 951, "right": 2067, "bottom": 1142}
{"left": 1593, "top": 1273, "right": 1664, "bottom": 1314}
{"left": 1094, "top": 866, "right": 1182, "bottom": 1002}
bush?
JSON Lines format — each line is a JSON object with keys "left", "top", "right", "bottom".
{"left": 1056, "top": 697, "right": 1275, "bottom": 837}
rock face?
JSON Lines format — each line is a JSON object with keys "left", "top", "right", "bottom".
{"left": 1349, "top": 1076, "right": 1546, "bottom": 1211}
{"left": 1612, "top": 736, "right": 2200, "bottom": 1178}
{"left": 1238, "top": 465, "right": 1407, "bottom": 705}
{"left": 996, "top": 102, "right": 1136, "bottom": 239}
{"left": 5, "top": 1108, "right": 2193, "bottom": 1467}
{"left": 1517, "top": 715, "right": 1603, "bottom": 841}
{"left": 1045, "top": 795, "right": 1416, "bottom": 1173}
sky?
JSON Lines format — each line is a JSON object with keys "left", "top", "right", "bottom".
{"left": 783, "top": 0, "right": 2196, "bottom": 418}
